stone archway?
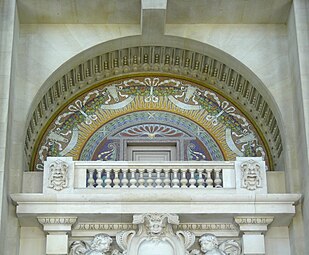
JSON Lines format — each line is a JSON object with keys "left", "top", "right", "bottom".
{"left": 24, "top": 43, "right": 283, "bottom": 171}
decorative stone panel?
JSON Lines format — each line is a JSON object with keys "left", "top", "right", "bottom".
{"left": 235, "top": 157, "right": 267, "bottom": 193}
{"left": 43, "top": 157, "right": 74, "bottom": 193}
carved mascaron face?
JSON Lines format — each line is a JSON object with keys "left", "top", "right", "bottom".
{"left": 148, "top": 220, "right": 163, "bottom": 235}
{"left": 146, "top": 217, "right": 164, "bottom": 236}
{"left": 241, "top": 160, "right": 262, "bottom": 190}
{"left": 48, "top": 160, "right": 68, "bottom": 191}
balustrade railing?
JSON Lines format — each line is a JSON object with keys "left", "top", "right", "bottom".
{"left": 85, "top": 167, "right": 223, "bottom": 189}
{"left": 43, "top": 157, "right": 267, "bottom": 193}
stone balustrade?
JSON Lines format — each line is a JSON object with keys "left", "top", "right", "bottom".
{"left": 43, "top": 157, "right": 267, "bottom": 194}
{"left": 85, "top": 165, "right": 223, "bottom": 189}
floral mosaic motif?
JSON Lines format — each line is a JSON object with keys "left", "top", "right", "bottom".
{"left": 33, "top": 76, "right": 269, "bottom": 171}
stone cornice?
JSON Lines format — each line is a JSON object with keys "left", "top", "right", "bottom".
{"left": 11, "top": 192, "right": 301, "bottom": 204}
{"left": 11, "top": 193, "right": 301, "bottom": 229}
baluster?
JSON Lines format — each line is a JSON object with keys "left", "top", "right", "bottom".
{"left": 129, "top": 168, "right": 137, "bottom": 188}
{"left": 105, "top": 168, "right": 112, "bottom": 188}
{"left": 214, "top": 168, "right": 222, "bottom": 188}
{"left": 96, "top": 168, "right": 103, "bottom": 188}
{"left": 197, "top": 168, "right": 205, "bottom": 188}
{"left": 172, "top": 168, "right": 180, "bottom": 188}
{"left": 180, "top": 169, "right": 188, "bottom": 188}
{"left": 113, "top": 168, "right": 120, "bottom": 188}
{"left": 205, "top": 168, "right": 214, "bottom": 188}
{"left": 121, "top": 168, "right": 129, "bottom": 188}
{"left": 146, "top": 169, "right": 154, "bottom": 188}
{"left": 163, "top": 168, "right": 171, "bottom": 188}
{"left": 138, "top": 168, "right": 145, "bottom": 188}
{"left": 155, "top": 168, "right": 163, "bottom": 188}
{"left": 87, "top": 169, "right": 95, "bottom": 188}
{"left": 189, "top": 168, "right": 197, "bottom": 188}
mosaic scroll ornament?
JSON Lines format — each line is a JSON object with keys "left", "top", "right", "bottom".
{"left": 33, "top": 76, "right": 269, "bottom": 170}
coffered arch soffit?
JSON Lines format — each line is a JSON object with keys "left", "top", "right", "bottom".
{"left": 25, "top": 36, "right": 283, "bottom": 171}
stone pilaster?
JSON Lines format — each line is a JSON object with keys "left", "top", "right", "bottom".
{"left": 38, "top": 217, "right": 77, "bottom": 255}
{"left": 234, "top": 216, "right": 274, "bottom": 255}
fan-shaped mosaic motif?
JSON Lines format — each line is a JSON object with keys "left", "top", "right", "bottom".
{"left": 80, "top": 112, "right": 223, "bottom": 162}
{"left": 32, "top": 75, "right": 270, "bottom": 170}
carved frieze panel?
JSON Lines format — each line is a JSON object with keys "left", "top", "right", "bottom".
{"left": 70, "top": 214, "right": 241, "bottom": 255}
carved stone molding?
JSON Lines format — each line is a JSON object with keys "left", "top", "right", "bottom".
{"left": 38, "top": 216, "right": 77, "bottom": 232}
{"left": 234, "top": 217, "right": 274, "bottom": 225}
{"left": 25, "top": 46, "right": 282, "bottom": 170}
{"left": 177, "top": 223, "right": 237, "bottom": 232}
{"left": 38, "top": 217, "right": 77, "bottom": 225}
{"left": 75, "top": 223, "right": 137, "bottom": 231}
{"left": 73, "top": 223, "right": 239, "bottom": 237}
{"left": 234, "top": 216, "right": 274, "bottom": 233}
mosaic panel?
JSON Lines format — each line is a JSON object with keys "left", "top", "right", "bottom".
{"left": 80, "top": 113, "right": 217, "bottom": 161}
{"left": 33, "top": 75, "right": 270, "bottom": 170}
